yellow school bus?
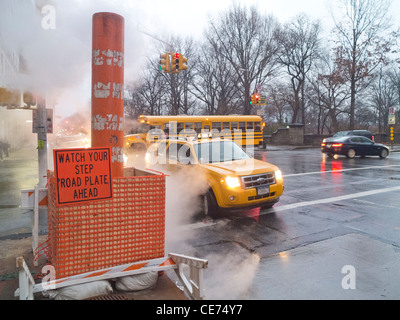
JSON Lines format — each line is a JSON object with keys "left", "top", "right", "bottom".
{"left": 124, "top": 115, "right": 265, "bottom": 151}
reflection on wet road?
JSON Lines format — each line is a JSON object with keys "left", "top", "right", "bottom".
{"left": 176, "top": 147, "right": 400, "bottom": 299}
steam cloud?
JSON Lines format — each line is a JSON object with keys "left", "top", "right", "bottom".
{"left": 1, "top": 0, "right": 148, "bottom": 118}
{"left": 142, "top": 162, "right": 262, "bottom": 299}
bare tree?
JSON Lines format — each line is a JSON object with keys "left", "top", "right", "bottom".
{"left": 160, "top": 36, "right": 198, "bottom": 115}
{"left": 265, "top": 83, "right": 291, "bottom": 125}
{"left": 388, "top": 67, "right": 400, "bottom": 109}
{"left": 369, "top": 66, "right": 397, "bottom": 132}
{"left": 124, "top": 60, "right": 167, "bottom": 119}
{"left": 307, "top": 50, "right": 349, "bottom": 134}
{"left": 205, "top": 3, "right": 280, "bottom": 115}
{"left": 125, "top": 36, "right": 199, "bottom": 117}
{"left": 330, "top": 0, "right": 394, "bottom": 129}
{"left": 190, "top": 41, "right": 241, "bottom": 115}
{"left": 276, "top": 14, "right": 321, "bottom": 131}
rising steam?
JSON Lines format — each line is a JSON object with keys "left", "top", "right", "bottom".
{"left": 1, "top": 0, "right": 147, "bottom": 118}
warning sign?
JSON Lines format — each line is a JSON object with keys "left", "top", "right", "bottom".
{"left": 53, "top": 147, "right": 113, "bottom": 205}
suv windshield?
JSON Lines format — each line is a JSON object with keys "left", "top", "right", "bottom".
{"left": 193, "top": 141, "right": 250, "bottom": 163}
{"left": 333, "top": 131, "right": 350, "bottom": 137}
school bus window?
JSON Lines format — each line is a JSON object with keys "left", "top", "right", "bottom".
{"left": 178, "top": 144, "right": 194, "bottom": 165}
{"left": 177, "top": 122, "right": 184, "bottom": 132}
{"left": 163, "top": 122, "right": 175, "bottom": 131}
{"left": 246, "top": 122, "right": 254, "bottom": 130}
{"left": 166, "top": 142, "right": 179, "bottom": 162}
{"left": 223, "top": 122, "right": 230, "bottom": 130}
{"left": 185, "top": 122, "right": 193, "bottom": 130}
{"left": 194, "top": 122, "right": 202, "bottom": 133}
{"left": 203, "top": 125, "right": 210, "bottom": 132}
{"left": 231, "top": 122, "right": 238, "bottom": 130}
{"left": 213, "top": 122, "right": 222, "bottom": 131}
{"left": 239, "top": 122, "right": 246, "bottom": 131}
{"left": 255, "top": 122, "right": 261, "bottom": 132}
{"left": 152, "top": 141, "right": 167, "bottom": 157}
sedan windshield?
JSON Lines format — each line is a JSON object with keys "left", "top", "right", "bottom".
{"left": 193, "top": 141, "right": 250, "bottom": 163}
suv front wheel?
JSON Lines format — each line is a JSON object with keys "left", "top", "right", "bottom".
{"left": 201, "top": 189, "right": 218, "bottom": 219}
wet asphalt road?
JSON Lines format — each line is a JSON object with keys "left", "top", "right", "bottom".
{"left": 1, "top": 146, "right": 400, "bottom": 299}
{"left": 170, "top": 146, "right": 400, "bottom": 299}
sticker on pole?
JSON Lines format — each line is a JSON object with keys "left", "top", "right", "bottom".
{"left": 53, "top": 147, "right": 113, "bottom": 205}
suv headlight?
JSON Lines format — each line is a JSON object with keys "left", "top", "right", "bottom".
{"left": 224, "top": 176, "right": 241, "bottom": 189}
{"left": 275, "top": 170, "right": 283, "bottom": 181}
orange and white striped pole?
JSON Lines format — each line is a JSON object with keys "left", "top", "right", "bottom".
{"left": 91, "top": 12, "right": 124, "bottom": 177}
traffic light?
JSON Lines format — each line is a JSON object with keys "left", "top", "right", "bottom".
{"left": 172, "top": 53, "right": 180, "bottom": 73}
{"left": 0, "top": 87, "right": 20, "bottom": 107}
{"left": 160, "top": 53, "right": 170, "bottom": 73}
{"left": 160, "top": 52, "right": 188, "bottom": 74}
{"left": 23, "top": 92, "right": 36, "bottom": 107}
{"left": 251, "top": 94, "right": 260, "bottom": 105}
{"left": 178, "top": 54, "right": 188, "bottom": 71}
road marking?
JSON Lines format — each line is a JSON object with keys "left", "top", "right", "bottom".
{"left": 267, "top": 185, "right": 400, "bottom": 214}
{"left": 283, "top": 164, "right": 400, "bottom": 177}
{"left": 353, "top": 198, "right": 400, "bottom": 209}
{"left": 178, "top": 219, "right": 222, "bottom": 231}
{"left": 178, "top": 185, "right": 400, "bottom": 231}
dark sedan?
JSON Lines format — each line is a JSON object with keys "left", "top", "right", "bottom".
{"left": 321, "top": 136, "right": 389, "bottom": 159}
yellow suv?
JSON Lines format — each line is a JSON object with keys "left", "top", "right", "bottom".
{"left": 145, "top": 138, "right": 284, "bottom": 216}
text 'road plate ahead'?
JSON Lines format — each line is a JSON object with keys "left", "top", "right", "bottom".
{"left": 53, "top": 147, "right": 112, "bottom": 206}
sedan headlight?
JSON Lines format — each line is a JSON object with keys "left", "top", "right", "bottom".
{"left": 224, "top": 176, "right": 241, "bottom": 189}
{"left": 275, "top": 170, "right": 283, "bottom": 181}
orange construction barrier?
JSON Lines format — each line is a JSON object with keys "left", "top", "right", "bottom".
{"left": 46, "top": 170, "right": 166, "bottom": 279}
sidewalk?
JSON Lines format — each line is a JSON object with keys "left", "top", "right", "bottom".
{"left": 0, "top": 236, "right": 41, "bottom": 300}
{"left": 0, "top": 234, "right": 188, "bottom": 300}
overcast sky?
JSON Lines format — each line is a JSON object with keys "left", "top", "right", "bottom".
{"left": 5, "top": 0, "right": 399, "bottom": 119}
{"left": 139, "top": 0, "right": 333, "bottom": 38}
{"left": 115, "top": 0, "right": 400, "bottom": 39}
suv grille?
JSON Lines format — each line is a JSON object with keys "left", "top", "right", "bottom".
{"left": 241, "top": 172, "right": 275, "bottom": 189}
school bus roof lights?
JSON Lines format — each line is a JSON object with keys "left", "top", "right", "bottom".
{"left": 197, "top": 133, "right": 212, "bottom": 140}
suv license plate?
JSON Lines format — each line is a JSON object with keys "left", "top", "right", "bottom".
{"left": 257, "top": 186, "right": 270, "bottom": 196}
